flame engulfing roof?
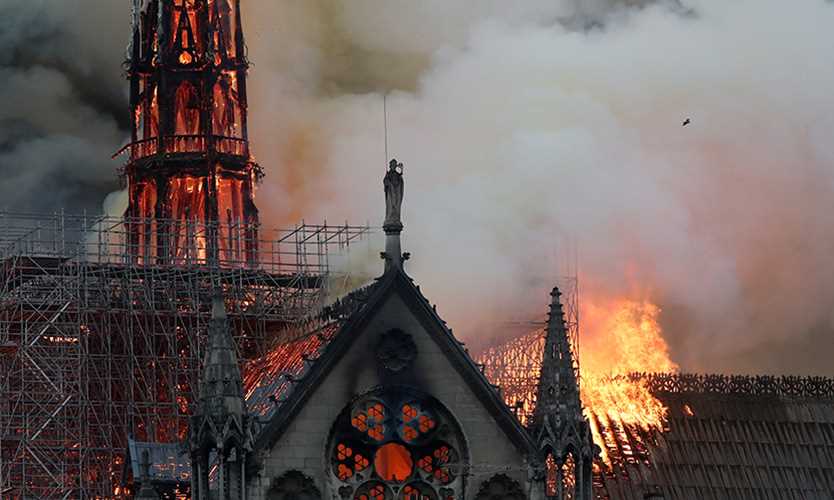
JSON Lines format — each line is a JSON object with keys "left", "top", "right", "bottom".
{"left": 243, "top": 283, "right": 380, "bottom": 421}
{"left": 593, "top": 374, "right": 834, "bottom": 500}
{"left": 476, "top": 330, "right": 834, "bottom": 500}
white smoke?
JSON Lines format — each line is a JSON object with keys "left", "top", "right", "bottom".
{"left": 243, "top": 0, "right": 834, "bottom": 375}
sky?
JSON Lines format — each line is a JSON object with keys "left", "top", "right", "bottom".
{"left": 2, "top": 0, "right": 834, "bottom": 375}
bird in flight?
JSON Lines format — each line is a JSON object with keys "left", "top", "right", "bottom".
{"left": 682, "top": 118, "right": 691, "bottom": 126}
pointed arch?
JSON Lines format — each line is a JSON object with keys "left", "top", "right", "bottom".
{"left": 174, "top": 81, "right": 201, "bottom": 136}
{"left": 212, "top": 72, "right": 242, "bottom": 138}
{"left": 266, "top": 470, "right": 321, "bottom": 500}
{"left": 475, "top": 474, "right": 526, "bottom": 500}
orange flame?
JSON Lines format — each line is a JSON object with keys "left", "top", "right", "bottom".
{"left": 579, "top": 299, "right": 678, "bottom": 467}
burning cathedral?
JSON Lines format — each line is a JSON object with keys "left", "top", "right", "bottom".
{"left": 1, "top": 1, "right": 833, "bottom": 500}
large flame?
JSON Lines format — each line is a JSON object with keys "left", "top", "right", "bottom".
{"left": 579, "top": 298, "right": 678, "bottom": 467}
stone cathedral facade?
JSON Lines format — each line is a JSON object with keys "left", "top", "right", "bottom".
{"left": 132, "top": 163, "right": 597, "bottom": 500}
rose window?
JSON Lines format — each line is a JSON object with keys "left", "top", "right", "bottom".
{"left": 328, "top": 388, "right": 466, "bottom": 500}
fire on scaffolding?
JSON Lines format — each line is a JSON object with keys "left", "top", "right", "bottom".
{"left": 0, "top": 212, "right": 369, "bottom": 498}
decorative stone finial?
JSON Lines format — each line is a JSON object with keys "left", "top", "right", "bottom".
{"left": 383, "top": 159, "right": 404, "bottom": 231}
{"left": 382, "top": 158, "right": 407, "bottom": 272}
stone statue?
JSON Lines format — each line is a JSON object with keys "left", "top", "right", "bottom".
{"left": 383, "top": 159, "right": 404, "bottom": 230}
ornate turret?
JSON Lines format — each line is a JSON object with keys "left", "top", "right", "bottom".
{"left": 122, "top": 0, "right": 260, "bottom": 266}
{"left": 532, "top": 287, "right": 596, "bottom": 500}
{"left": 189, "top": 294, "right": 252, "bottom": 500}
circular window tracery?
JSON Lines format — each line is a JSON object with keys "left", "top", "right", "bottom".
{"left": 328, "top": 387, "right": 467, "bottom": 500}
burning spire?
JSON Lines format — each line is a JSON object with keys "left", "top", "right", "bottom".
{"left": 121, "top": 0, "right": 260, "bottom": 266}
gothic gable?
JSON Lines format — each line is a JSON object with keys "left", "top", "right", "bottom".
{"left": 247, "top": 269, "right": 534, "bottom": 499}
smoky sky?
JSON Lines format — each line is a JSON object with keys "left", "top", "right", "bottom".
{"left": 0, "top": 0, "right": 127, "bottom": 213}
{"left": 2, "top": 0, "right": 834, "bottom": 376}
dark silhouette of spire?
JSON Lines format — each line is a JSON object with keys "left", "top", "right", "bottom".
{"left": 198, "top": 295, "right": 245, "bottom": 420}
{"left": 531, "top": 286, "right": 597, "bottom": 500}
{"left": 532, "top": 287, "right": 582, "bottom": 435}
{"left": 189, "top": 293, "right": 251, "bottom": 500}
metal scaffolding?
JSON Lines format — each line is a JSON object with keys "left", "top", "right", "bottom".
{"left": 0, "top": 211, "right": 370, "bottom": 498}
{"left": 475, "top": 276, "right": 580, "bottom": 426}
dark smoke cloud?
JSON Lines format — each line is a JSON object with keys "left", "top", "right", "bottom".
{"left": 3, "top": 1, "right": 833, "bottom": 376}
{"left": 0, "top": 0, "right": 128, "bottom": 213}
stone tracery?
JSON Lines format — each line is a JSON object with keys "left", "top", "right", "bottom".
{"left": 327, "top": 388, "right": 466, "bottom": 500}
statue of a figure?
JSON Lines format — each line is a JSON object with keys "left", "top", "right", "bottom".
{"left": 383, "top": 159, "right": 404, "bottom": 230}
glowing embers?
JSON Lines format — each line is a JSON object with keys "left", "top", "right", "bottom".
{"left": 216, "top": 174, "right": 254, "bottom": 263}
{"left": 208, "top": 0, "right": 238, "bottom": 60}
{"left": 545, "top": 453, "right": 576, "bottom": 500}
{"left": 212, "top": 72, "right": 243, "bottom": 139}
{"left": 374, "top": 443, "right": 413, "bottom": 482}
{"left": 174, "top": 82, "right": 201, "bottom": 137}
{"left": 171, "top": 0, "right": 201, "bottom": 62}
{"left": 167, "top": 176, "right": 208, "bottom": 263}
{"left": 179, "top": 51, "right": 193, "bottom": 65}
{"left": 352, "top": 401, "right": 387, "bottom": 441}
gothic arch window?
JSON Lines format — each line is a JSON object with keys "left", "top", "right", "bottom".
{"left": 545, "top": 451, "right": 575, "bottom": 500}
{"left": 267, "top": 470, "right": 321, "bottom": 500}
{"left": 474, "top": 474, "right": 526, "bottom": 500}
{"left": 212, "top": 73, "right": 242, "bottom": 138}
{"left": 327, "top": 387, "right": 467, "bottom": 500}
{"left": 174, "top": 81, "right": 200, "bottom": 136}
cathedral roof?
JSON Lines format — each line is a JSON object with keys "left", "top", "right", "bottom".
{"left": 243, "top": 282, "right": 380, "bottom": 421}
{"left": 593, "top": 373, "right": 834, "bottom": 499}
{"left": 243, "top": 267, "right": 535, "bottom": 454}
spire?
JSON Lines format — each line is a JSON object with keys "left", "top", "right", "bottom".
{"left": 382, "top": 159, "right": 408, "bottom": 272}
{"left": 198, "top": 294, "right": 245, "bottom": 419}
{"left": 532, "top": 287, "right": 582, "bottom": 436}
{"left": 531, "top": 287, "right": 597, "bottom": 500}
{"left": 190, "top": 292, "right": 252, "bottom": 499}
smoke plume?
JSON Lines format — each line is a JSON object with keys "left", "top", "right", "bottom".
{"left": 0, "top": 0, "right": 127, "bottom": 212}
{"left": 4, "top": 1, "right": 833, "bottom": 375}
{"left": 243, "top": 0, "right": 834, "bottom": 375}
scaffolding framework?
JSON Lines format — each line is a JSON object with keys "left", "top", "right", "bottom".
{"left": 0, "top": 212, "right": 370, "bottom": 498}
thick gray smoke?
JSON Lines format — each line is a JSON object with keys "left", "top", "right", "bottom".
{"left": 243, "top": 0, "right": 834, "bottom": 375}
{"left": 0, "top": 0, "right": 127, "bottom": 212}
{"left": 4, "top": 1, "right": 833, "bottom": 375}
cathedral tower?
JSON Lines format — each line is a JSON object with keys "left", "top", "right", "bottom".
{"left": 123, "top": 0, "right": 260, "bottom": 265}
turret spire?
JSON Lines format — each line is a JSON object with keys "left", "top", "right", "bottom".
{"left": 533, "top": 287, "right": 582, "bottom": 430}
{"left": 189, "top": 292, "right": 251, "bottom": 500}
{"left": 198, "top": 294, "right": 245, "bottom": 419}
{"left": 531, "top": 286, "right": 597, "bottom": 500}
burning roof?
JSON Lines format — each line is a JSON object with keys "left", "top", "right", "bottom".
{"left": 243, "top": 282, "right": 381, "bottom": 423}
{"left": 476, "top": 325, "right": 834, "bottom": 499}
{"left": 594, "top": 373, "right": 834, "bottom": 500}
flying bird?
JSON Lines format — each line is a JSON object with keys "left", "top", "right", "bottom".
{"left": 682, "top": 118, "right": 691, "bottom": 127}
